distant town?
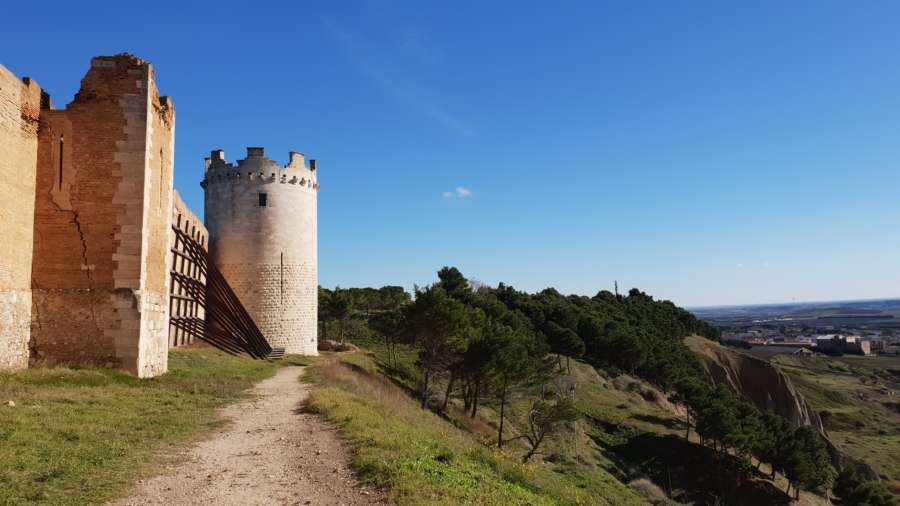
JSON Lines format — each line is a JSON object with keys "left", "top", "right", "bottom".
{"left": 692, "top": 298, "right": 900, "bottom": 360}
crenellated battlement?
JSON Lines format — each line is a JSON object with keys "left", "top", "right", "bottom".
{"left": 201, "top": 147, "right": 319, "bottom": 191}
{"left": 203, "top": 145, "right": 319, "bottom": 355}
{"left": 2, "top": 53, "right": 176, "bottom": 377}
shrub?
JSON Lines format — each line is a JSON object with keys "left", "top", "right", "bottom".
{"left": 627, "top": 478, "right": 668, "bottom": 504}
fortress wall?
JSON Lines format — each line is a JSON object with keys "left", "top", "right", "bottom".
{"left": 204, "top": 149, "right": 318, "bottom": 355}
{"left": 135, "top": 71, "right": 175, "bottom": 376}
{"left": 169, "top": 190, "right": 207, "bottom": 347}
{"left": 0, "top": 65, "right": 42, "bottom": 371}
{"left": 173, "top": 191, "right": 207, "bottom": 246}
{"left": 30, "top": 55, "right": 174, "bottom": 377}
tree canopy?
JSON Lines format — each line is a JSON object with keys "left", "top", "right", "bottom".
{"left": 325, "top": 266, "right": 839, "bottom": 501}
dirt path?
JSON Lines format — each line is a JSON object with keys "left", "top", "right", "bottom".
{"left": 110, "top": 366, "right": 389, "bottom": 506}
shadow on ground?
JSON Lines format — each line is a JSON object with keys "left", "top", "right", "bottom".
{"left": 598, "top": 429, "right": 794, "bottom": 505}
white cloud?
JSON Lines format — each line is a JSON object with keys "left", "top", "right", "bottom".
{"left": 442, "top": 187, "right": 472, "bottom": 199}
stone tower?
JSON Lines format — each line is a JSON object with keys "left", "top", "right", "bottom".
{"left": 202, "top": 147, "right": 319, "bottom": 355}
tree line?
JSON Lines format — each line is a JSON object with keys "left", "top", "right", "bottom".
{"left": 319, "top": 267, "right": 893, "bottom": 503}
{"left": 318, "top": 285, "right": 410, "bottom": 342}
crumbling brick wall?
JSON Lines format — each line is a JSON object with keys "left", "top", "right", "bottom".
{"left": 30, "top": 54, "right": 175, "bottom": 377}
{"left": 0, "top": 66, "right": 42, "bottom": 372}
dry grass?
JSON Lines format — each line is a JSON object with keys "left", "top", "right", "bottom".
{"left": 628, "top": 478, "right": 669, "bottom": 504}
{"left": 774, "top": 354, "right": 900, "bottom": 481}
{"left": 304, "top": 353, "right": 649, "bottom": 506}
{"left": 315, "top": 360, "right": 410, "bottom": 411}
{"left": 447, "top": 404, "right": 496, "bottom": 441}
{"left": 886, "top": 480, "right": 900, "bottom": 495}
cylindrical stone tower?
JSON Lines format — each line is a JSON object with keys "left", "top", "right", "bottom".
{"left": 202, "top": 147, "right": 319, "bottom": 355}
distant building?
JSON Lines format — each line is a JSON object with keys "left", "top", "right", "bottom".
{"left": 744, "top": 346, "right": 814, "bottom": 360}
{"left": 859, "top": 340, "right": 871, "bottom": 356}
{"left": 814, "top": 334, "right": 871, "bottom": 356}
{"left": 815, "top": 335, "right": 840, "bottom": 353}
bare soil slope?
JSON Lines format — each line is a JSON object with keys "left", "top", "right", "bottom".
{"left": 685, "top": 335, "right": 824, "bottom": 431}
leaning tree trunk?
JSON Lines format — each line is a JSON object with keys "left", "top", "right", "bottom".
{"left": 389, "top": 338, "right": 397, "bottom": 370}
{"left": 522, "top": 442, "right": 539, "bottom": 463}
{"left": 442, "top": 374, "right": 456, "bottom": 412}
{"left": 421, "top": 367, "right": 431, "bottom": 409}
{"left": 497, "top": 388, "right": 507, "bottom": 448}
{"left": 462, "top": 381, "right": 472, "bottom": 413}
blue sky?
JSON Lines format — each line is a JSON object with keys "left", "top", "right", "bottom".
{"left": 5, "top": 1, "right": 900, "bottom": 307}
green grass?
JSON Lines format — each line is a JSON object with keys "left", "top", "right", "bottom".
{"left": 348, "top": 335, "right": 835, "bottom": 504}
{"left": 0, "top": 348, "right": 299, "bottom": 506}
{"left": 304, "top": 353, "right": 648, "bottom": 506}
{"left": 773, "top": 355, "right": 900, "bottom": 481}
{"left": 349, "top": 335, "right": 683, "bottom": 445}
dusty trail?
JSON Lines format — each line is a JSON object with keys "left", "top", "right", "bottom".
{"left": 110, "top": 366, "right": 388, "bottom": 506}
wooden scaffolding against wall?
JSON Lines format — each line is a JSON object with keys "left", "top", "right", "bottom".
{"left": 168, "top": 218, "right": 275, "bottom": 359}
{"left": 169, "top": 215, "right": 206, "bottom": 347}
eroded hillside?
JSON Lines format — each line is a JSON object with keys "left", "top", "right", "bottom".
{"left": 685, "top": 335, "right": 824, "bottom": 431}
{"left": 686, "top": 336, "right": 900, "bottom": 490}
{"left": 773, "top": 354, "right": 900, "bottom": 484}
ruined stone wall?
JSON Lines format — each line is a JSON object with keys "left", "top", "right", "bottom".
{"left": 30, "top": 55, "right": 174, "bottom": 377}
{"left": 0, "top": 65, "right": 42, "bottom": 371}
{"left": 137, "top": 70, "right": 175, "bottom": 376}
{"left": 169, "top": 190, "right": 207, "bottom": 347}
{"left": 204, "top": 148, "right": 318, "bottom": 355}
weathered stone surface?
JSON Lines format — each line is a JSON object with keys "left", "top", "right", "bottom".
{"left": 28, "top": 54, "right": 175, "bottom": 377}
{"left": 0, "top": 65, "right": 42, "bottom": 372}
{"left": 203, "top": 148, "right": 318, "bottom": 355}
{"left": 2, "top": 54, "right": 313, "bottom": 376}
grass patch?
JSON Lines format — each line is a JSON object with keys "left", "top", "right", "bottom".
{"left": 304, "top": 354, "right": 648, "bottom": 506}
{"left": 773, "top": 355, "right": 900, "bottom": 480}
{"left": 0, "top": 348, "right": 287, "bottom": 505}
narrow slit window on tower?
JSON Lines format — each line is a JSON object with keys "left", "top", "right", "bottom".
{"left": 58, "top": 135, "right": 64, "bottom": 189}
{"left": 258, "top": 193, "right": 268, "bottom": 207}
